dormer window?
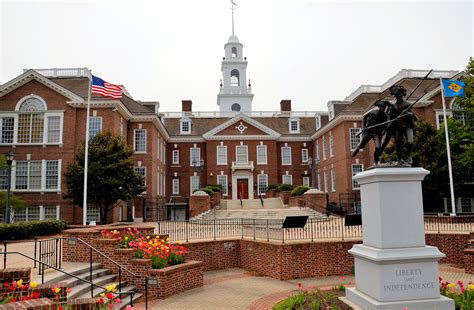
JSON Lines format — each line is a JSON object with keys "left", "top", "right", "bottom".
{"left": 315, "top": 115, "right": 321, "bottom": 130}
{"left": 180, "top": 118, "right": 191, "bottom": 134}
{"left": 231, "top": 47, "right": 237, "bottom": 58}
{"left": 328, "top": 104, "right": 335, "bottom": 121}
{"left": 289, "top": 118, "right": 300, "bottom": 134}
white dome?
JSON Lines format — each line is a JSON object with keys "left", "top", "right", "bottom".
{"left": 228, "top": 34, "right": 240, "bottom": 43}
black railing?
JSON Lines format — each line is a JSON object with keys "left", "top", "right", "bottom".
{"left": 157, "top": 215, "right": 474, "bottom": 243}
{"left": 2, "top": 237, "right": 149, "bottom": 309}
{"left": 0, "top": 251, "right": 136, "bottom": 306}
{"left": 259, "top": 194, "right": 264, "bottom": 207}
{"left": 239, "top": 192, "right": 243, "bottom": 208}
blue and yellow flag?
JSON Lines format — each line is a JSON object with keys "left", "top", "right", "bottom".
{"left": 442, "top": 79, "right": 465, "bottom": 97}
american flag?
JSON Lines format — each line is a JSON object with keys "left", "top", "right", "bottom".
{"left": 91, "top": 75, "right": 123, "bottom": 99}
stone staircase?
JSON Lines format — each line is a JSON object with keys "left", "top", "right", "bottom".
{"left": 43, "top": 263, "right": 142, "bottom": 309}
{"left": 193, "top": 198, "right": 327, "bottom": 221}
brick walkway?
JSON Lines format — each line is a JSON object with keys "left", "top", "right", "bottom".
{"left": 132, "top": 265, "right": 473, "bottom": 310}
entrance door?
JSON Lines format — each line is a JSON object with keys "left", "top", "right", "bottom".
{"left": 237, "top": 179, "right": 249, "bottom": 199}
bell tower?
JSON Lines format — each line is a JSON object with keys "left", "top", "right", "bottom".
{"left": 217, "top": 1, "right": 254, "bottom": 112}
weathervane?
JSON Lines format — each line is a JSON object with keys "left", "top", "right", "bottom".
{"left": 230, "top": 0, "right": 237, "bottom": 35}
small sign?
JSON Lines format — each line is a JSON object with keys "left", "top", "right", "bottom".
{"left": 148, "top": 278, "right": 159, "bottom": 286}
{"left": 224, "top": 242, "right": 236, "bottom": 250}
{"left": 67, "top": 239, "right": 76, "bottom": 245}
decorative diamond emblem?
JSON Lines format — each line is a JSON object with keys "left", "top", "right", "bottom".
{"left": 235, "top": 122, "right": 248, "bottom": 134}
{"left": 448, "top": 82, "right": 462, "bottom": 93}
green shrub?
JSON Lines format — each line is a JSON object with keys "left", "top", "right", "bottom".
{"left": 205, "top": 184, "right": 222, "bottom": 192}
{"left": 277, "top": 183, "right": 294, "bottom": 192}
{"left": 266, "top": 184, "right": 280, "bottom": 191}
{"left": 0, "top": 220, "right": 67, "bottom": 241}
{"left": 291, "top": 185, "right": 310, "bottom": 197}
{"left": 193, "top": 187, "right": 214, "bottom": 196}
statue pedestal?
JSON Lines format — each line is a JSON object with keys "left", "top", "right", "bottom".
{"left": 345, "top": 168, "right": 453, "bottom": 310}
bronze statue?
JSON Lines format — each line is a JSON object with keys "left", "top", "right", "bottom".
{"left": 351, "top": 99, "right": 391, "bottom": 163}
{"left": 352, "top": 85, "right": 418, "bottom": 166}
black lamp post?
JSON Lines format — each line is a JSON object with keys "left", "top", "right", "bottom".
{"left": 4, "top": 150, "right": 14, "bottom": 224}
{"left": 308, "top": 156, "right": 319, "bottom": 190}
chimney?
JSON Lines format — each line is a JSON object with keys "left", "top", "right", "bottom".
{"left": 280, "top": 100, "right": 292, "bottom": 112}
{"left": 182, "top": 100, "right": 192, "bottom": 112}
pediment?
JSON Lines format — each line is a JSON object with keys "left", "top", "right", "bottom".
{"left": 0, "top": 70, "right": 84, "bottom": 103}
{"left": 203, "top": 113, "right": 281, "bottom": 140}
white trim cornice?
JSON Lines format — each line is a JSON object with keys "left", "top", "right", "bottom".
{"left": 0, "top": 70, "right": 84, "bottom": 103}
{"left": 168, "top": 137, "right": 206, "bottom": 143}
{"left": 207, "top": 135, "right": 277, "bottom": 141}
{"left": 311, "top": 114, "right": 361, "bottom": 140}
{"left": 277, "top": 136, "right": 313, "bottom": 142}
{"left": 202, "top": 113, "right": 281, "bottom": 139}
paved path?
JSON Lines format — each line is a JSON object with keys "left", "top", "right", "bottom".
{"left": 133, "top": 265, "right": 473, "bottom": 310}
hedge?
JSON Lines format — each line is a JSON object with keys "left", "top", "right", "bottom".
{"left": 0, "top": 220, "right": 67, "bottom": 241}
{"left": 277, "top": 184, "right": 294, "bottom": 192}
{"left": 291, "top": 185, "right": 310, "bottom": 197}
{"left": 266, "top": 184, "right": 280, "bottom": 191}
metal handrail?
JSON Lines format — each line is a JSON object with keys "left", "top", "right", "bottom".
{"left": 302, "top": 198, "right": 336, "bottom": 216}
{"left": 239, "top": 192, "right": 243, "bottom": 208}
{"left": 0, "top": 251, "right": 135, "bottom": 305}
{"left": 259, "top": 194, "right": 264, "bottom": 208}
{"left": 68, "top": 237, "right": 148, "bottom": 309}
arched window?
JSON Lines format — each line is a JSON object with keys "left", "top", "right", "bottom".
{"left": 230, "top": 69, "right": 239, "bottom": 87}
{"left": 231, "top": 47, "right": 237, "bottom": 58}
{"left": 17, "top": 96, "right": 47, "bottom": 143}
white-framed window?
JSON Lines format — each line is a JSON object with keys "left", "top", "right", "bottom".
{"left": 315, "top": 115, "right": 321, "bottom": 130}
{"left": 236, "top": 145, "right": 248, "bottom": 163}
{"left": 331, "top": 168, "right": 336, "bottom": 192}
{"left": 289, "top": 118, "right": 300, "bottom": 133}
{"left": 257, "top": 145, "right": 267, "bottom": 165}
{"left": 0, "top": 117, "right": 15, "bottom": 144}
{"left": 134, "top": 167, "right": 146, "bottom": 186}
{"left": 87, "top": 206, "right": 100, "bottom": 223}
{"left": 217, "top": 146, "right": 228, "bottom": 165}
{"left": 0, "top": 168, "right": 8, "bottom": 190}
{"left": 281, "top": 147, "right": 292, "bottom": 165}
{"left": 329, "top": 131, "right": 334, "bottom": 157}
{"left": 172, "top": 178, "right": 180, "bottom": 195}
{"left": 282, "top": 174, "right": 293, "bottom": 185}
{"left": 323, "top": 170, "right": 328, "bottom": 193}
{"left": 47, "top": 116, "right": 61, "bottom": 143}
{"left": 190, "top": 148, "right": 201, "bottom": 166}
{"left": 89, "top": 116, "right": 102, "bottom": 140}
{"left": 317, "top": 170, "right": 321, "bottom": 190}
{"left": 180, "top": 119, "right": 191, "bottom": 134}
{"left": 303, "top": 176, "right": 310, "bottom": 187}
{"left": 190, "top": 176, "right": 200, "bottom": 194}
{"left": 435, "top": 111, "right": 453, "bottom": 129}
{"left": 14, "top": 160, "right": 61, "bottom": 191}
{"left": 301, "top": 148, "right": 309, "bottom": 163}
{"left": 257, "top": 174, "right": 268, "bottom": 195}
{"left": 172, "top": 150, "right": 180, "bottom": 165}
{"left": 352, "top": 164, "right": 364, "bottom": 189}
{"left": 461, "top": 197, "right": 474, "bottom": 213}
{"left": 217, "top": 175, "right": 228, "bottom": 196}
{"left": 349, "top": 128, "right": 362, "bottom": 151}
{"left": 12, "top": 205, "right": 59, "bottom": 222}
{"left": 322, "top": 137, "right": 326, "bottom": 160}
{"left": 0, "top": 96, "right": 64, "bottom": 145}
{"left": 134, "top": 129, "right": 147, "bottom": 153}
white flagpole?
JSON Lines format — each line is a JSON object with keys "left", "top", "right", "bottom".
{"left": 440, "top": 78, "right": 456, "bottom": 215}
{"left": 83, "top": 70, "right": 92, "bottom": 225}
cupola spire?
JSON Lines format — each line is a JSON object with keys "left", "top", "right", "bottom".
{"left": 231, "top": 0, "right": 236, "bottom": 35}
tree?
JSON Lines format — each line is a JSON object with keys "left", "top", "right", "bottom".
{"left": 455, "top": 56, "right": 474, "bottom": 114}
{"left": 64, "top": 131, "right": 146, "bottom": 223}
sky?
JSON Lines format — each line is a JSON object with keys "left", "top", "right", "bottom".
{"left": 1, "top": 0, "right": 473, "bottom": 112}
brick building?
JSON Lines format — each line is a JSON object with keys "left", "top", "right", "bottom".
{"left": 1, "top": 32, "right": 472, "bottom": 224}
{"left": 0, "top": 69, "right": 168, "bottom": 223}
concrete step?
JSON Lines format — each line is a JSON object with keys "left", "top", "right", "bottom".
{"left": 119, "top": 292, "right": 143, "bottom": 310}
{"left": 67, "top": 274, "right": 120, "bottom": 299}
{"left": 225, "top": 198, "right": 284, "bottom": 209}
{"left": 43, "top": 263, "right": 103, "bottom": 284}
{"left": 75, "top": 283, "right": 133, "bottom": 300}
{"left": 199, "top": 207, "right": 326, "bottom": 221}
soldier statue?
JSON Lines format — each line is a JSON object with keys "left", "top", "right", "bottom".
{"left": 352, "top": 84, "right": 418, "bottom": 166}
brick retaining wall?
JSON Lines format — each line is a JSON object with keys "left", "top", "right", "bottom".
{"left": 425, "top": 233, "right": 470, "bottom": 265}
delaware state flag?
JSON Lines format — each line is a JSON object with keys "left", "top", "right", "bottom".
{"left": 442, "top": 79, "right": 466, "bottom": 97}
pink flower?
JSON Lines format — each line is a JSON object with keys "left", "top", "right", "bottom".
{"left": 339, "top": 276, "right": 346, "bottom": 281}
{"left": 403, "top": 307, "right": 408, "bottom": 310}
{"left": 126, "top": 305, "right": 134, "bottom": 310}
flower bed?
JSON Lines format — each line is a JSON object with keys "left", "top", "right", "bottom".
{"left": 439, "top": 277, "right": 474, "bottom": 309}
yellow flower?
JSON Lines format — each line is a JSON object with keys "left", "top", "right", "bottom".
{"left": 100, "top": 292, "right": 105, "bottom": 297}
{"left": 30, "top": 281, "right": 39, "bottom": 288}
{"left": 146, "top": 236, "right": 150, "bottom": 240}
{"left": 54, "top": 287, "right": 61, "bottom": 294}
{"left": 468, "top": 284, "right": 474, "bottom": 291}
{"left": 177, "top": 241, "right": 182, "bottom": 245}
{"left": 447, "top": 283, "right": 456, "bottom": 288}
{"left": 17, "top": 279, "right": 23, "bottom": 286}
{"left": 124, "top": 236, "right": 129, "bottom": 241}
{"left": 106, "top": 284, "right": 117, "bottom": 292}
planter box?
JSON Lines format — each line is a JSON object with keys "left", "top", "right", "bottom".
{"left": 288, "top": 196, "right": 301, "bottom": 207}
{"left": 278, "top": 191, "right": 291, "bottom": 205}
{"left": 147, "top": 260, "right": 203, "bottom": 299}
